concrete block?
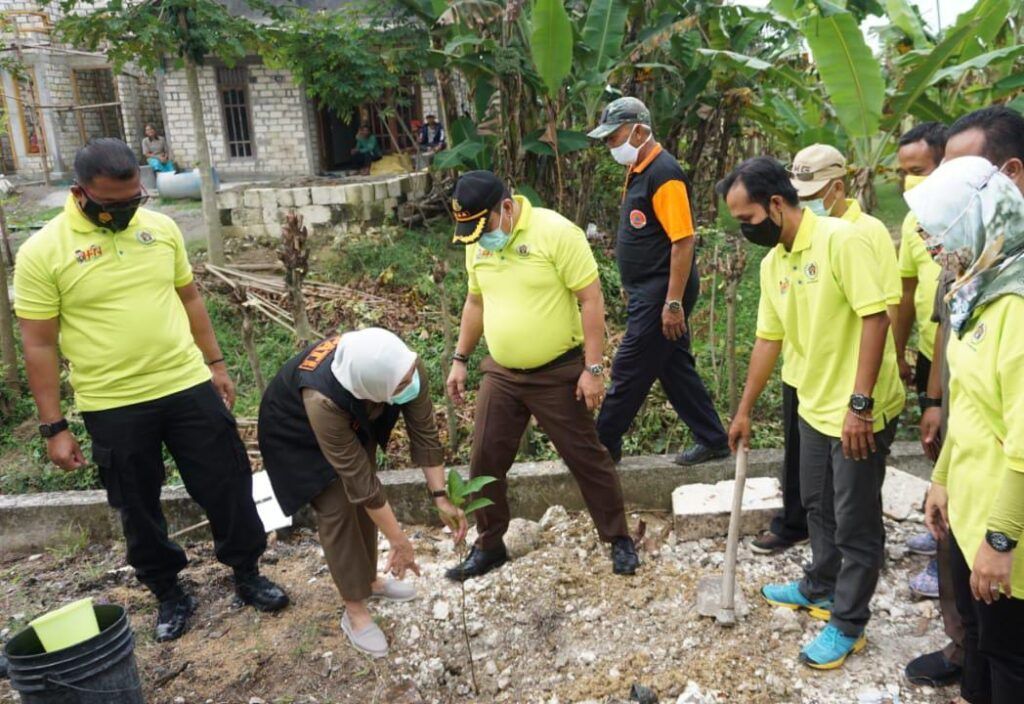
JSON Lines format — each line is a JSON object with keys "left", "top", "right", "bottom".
{"left": 882, "top": 466, "right": 930, "bottom": 521}
{"left": 359, "top": 184, "right": 375, "bottom": 203}
{"left": 386, "top": 178, "right": 402, "bottom": 198}
{"left": 262, "top": 205, "right": 280, "bottom": 226}
{"left": 328, "top": 186, "right": 348, "bottom": 205}
{"left": 276, "top": 189, "right": 294, "bottom": 207}
{"left": 291, "top": 188, "right": 311, "bottom": 207}
{"left": 298, "top": 204, "right": 332, "bottom": 225}
{"left": 242, "top": 189, "right": 264, "bottom": 209}
{"left": 260, "top": 189, "right": 279, "bottom": 209}
{"left": 311, "top": 186, "right": 334, "bottom": 205}
{"left": 343, "top": 184, "right": 362, "bottom": 205}
{"left": 373, "top": 182, "right": 388, "bottom": 201}
{"left": 217, "top": 190, "right": 240, "bottom": 210}
{"left": 672, "top": 477, "right": 783, "bottom": 541}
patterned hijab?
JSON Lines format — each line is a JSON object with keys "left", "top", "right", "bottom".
{"left": 904, "top": 156, "right": 1024, "bottom": 336}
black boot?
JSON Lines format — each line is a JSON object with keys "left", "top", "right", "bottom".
{"left": 612, "top": 536, "right": 640, "bottom": 575}
{"left": 155, "top": 594, "right": 198, "bottom": 643}
{"left": 445, "top": 543, "right": 508, "bottom": 581}
{"left": 234, "top": 569, "right": 290, "bottom": 612}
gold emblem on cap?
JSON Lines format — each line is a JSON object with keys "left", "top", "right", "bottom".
{"left": 452, "top": 198, "right": 462, "bottom": 213}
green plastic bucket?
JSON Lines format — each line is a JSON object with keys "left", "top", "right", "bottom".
{"left": 28, "top": 598, "right": 100, "bottom": 653}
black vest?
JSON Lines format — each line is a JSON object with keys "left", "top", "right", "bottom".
{"left": 257, "top": 337, "right": 401, "bottom": 516}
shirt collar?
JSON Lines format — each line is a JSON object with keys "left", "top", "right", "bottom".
{"left": 789, "top": 208, "right": 815, "bottom": 253}
{"left": 840, "top": 198, "right": 861, "bottom": 223}
{"left": 509, "top": 194, "right": 532, "bottom": 244}
{"left": 630, "top": 142, "right": 663, "bottom": 175}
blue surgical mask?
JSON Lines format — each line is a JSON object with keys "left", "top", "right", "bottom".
{"left": 478, "top": 207, "right": 511, "bottom": 251}
{"left": 805, "top": 198, "right": 831, "bottom": 217}
{"left": 390, "top": 370, "right": 421, "bottom": 405}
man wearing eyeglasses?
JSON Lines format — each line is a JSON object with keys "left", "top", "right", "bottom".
{"left": 14, "top": 138, "right": 289, "bottom": 643}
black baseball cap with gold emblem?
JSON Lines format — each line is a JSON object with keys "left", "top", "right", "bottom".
{"left": 451, "top": 170, "right": 507, "bottom": 245}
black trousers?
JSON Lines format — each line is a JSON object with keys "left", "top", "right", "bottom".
{"left": 768, "top": 383, "right": 808, "bottom": 541}
{"left": 951, "top": 532, "right": 1024, "bottom": 704}
{"left": 597, "top": 272, "right": 727, "bottom": 453}
{"left": 82, "top": 382, "right": 266, "bottom": 602}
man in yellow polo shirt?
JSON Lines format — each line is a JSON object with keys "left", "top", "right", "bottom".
{"left": 720, "top": 157, "right": 903, "bottom": 669}
{"left": 445, "top": 170, "right": 638, "bottom": 580}
{"left": 14, "top": 139, "right": 288, "bottom": 643}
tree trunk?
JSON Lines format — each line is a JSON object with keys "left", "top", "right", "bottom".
{"left": 179, "top": 11, "right": 225, "bottom": 266}
{"left": 233, "top": 288, "right": 265, "bottom": 393}
{"left": 0, "top": 204, "right": 13, "bottom": 270}
{"left": 0, "top": 222, "right": 20, "bottom": 397}
{"left": 279, "top": 213, "right": 313, "bottom": 348}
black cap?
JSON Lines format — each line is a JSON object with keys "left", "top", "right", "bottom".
{"left": 451, "top": 170, "right": 505, "bottom": 244}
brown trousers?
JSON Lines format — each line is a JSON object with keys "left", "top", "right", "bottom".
{"left": 310, "top": 444, "right": 379, "bottom": 602}
{"left": 470, "top": 354, "right": 629, "bottom": 549}
{"left": 939, "top": 533, "right": 966, "bottom": 666}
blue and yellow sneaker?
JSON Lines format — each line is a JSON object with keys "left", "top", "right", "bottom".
{"left": 800, "top": 624, "right": 867, "bottom": 669}
{"left": 761, "top": 581, "right": 833, "bottom": 621}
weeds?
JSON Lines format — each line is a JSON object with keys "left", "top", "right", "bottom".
{"left": 46, "top": 523, "right": 89, "bottom": 561}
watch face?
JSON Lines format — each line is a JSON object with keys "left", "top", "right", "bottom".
{"left": 991, "top": 532, "right": 1011, "bottom": 551}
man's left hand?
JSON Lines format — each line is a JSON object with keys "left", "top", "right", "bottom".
{"left": 662, "top": 306, "right": 686, "bottom": 341}
{"left": 970, "top": 540, "right": 1014, "bottom": 603}
{"left": 841, "top": 409, "right": 876, "bottom": 461}
{"left": 576, "top": 370, "right": 606, "bottom": 411}
{"left": 211, "top": 363, "right": 236, "bottom": 409}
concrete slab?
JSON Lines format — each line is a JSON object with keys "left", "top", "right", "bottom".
{"left": 883, "top": 466, "right": 930, "bottom": 521}
{"left": 672, "top": 477, "right": 782, "bottom": 541}
{"left": 0, "top": 442, "right": 931, "bottom": 555}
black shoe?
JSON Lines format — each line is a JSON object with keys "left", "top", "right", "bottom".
{"left": 445, "top": 544, "right": 508, "bottom": 581}
{"left": 904, "top": 650, "right": 962, "bottom": 687}
{"left": 155, "top": 594, "right": 198, "bottom": 643}
{"left": 0, "top": 654, "right": 8, "bottom": 680}
{"left": 234, "top": 571, "right": 290, "bottom": 612}
{"left": 751, "top": 530, "right": 809, "bottom": 555}
{"left": 674, "top": 443, "right": 731, "bottom": 466}
{"left": 605, "top": 444, "right": 622, "bottom": 464}
{"left": 612, "top": 536, "right": 640, "bottom": 575}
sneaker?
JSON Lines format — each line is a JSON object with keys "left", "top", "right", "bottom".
{"left": 611, "top": 536, "right": 640, "bottom": 575}
{"left": 155, "top": 594, "right": 198, "bottom": 642}
{"left": 751, "top": 531, "right": 809, "bottom": 555}
{"left": 761, "top": 581, "right": 833, "bottom": 621}
{"left": 673, "top": 443, "right": 731, "bottom": 466}
{"left": 909, "top": 559, "right": 940, "bottom": 599}
{"left": 906, "top": 532, "right": 938, "bottom": 556}
{"left": 904, "top": 649, "right": 962, "bottom": 687}
{"left": 800, "top": 624, "right": 867, "bottom": 669}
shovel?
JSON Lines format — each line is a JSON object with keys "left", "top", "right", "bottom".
{"left": 696, "top": 447, "right": 748, "bottom": 627}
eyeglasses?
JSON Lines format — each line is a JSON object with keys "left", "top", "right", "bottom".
{"left": 77, "top": 183, "right": 150, "bottom": 209}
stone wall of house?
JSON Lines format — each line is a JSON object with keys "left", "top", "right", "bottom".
{"left": 160, "top": 63, "right": 316, "bottom": 177}
{"left": 118, "top": 70, "right": 164, "bottom": 161}
{"left": 216, "top": 172, "right": 431, "bottom": 240}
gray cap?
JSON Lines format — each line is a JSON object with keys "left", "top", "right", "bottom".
{"left": 587, "top": 97, "right": 651, "bottom": 140}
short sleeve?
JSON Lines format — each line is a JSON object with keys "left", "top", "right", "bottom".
{"left": 898, "top": 213, "right": 918, "bottom": 278}
{"left": 465, "top": 246, "right": 481, "bottom": 294}
{"left": 864, "top": 218, "right": 901, "bottom": 305}
{"left": 651, "top": 179, "right": 696, "bottom": 242}
{"left": 551, "top": 224, "right": 599, "bottom": 292}
{"left": 755, "top": 257, "right": 784, "bottom": 341}
{"left": 170, "top": 221, "right": 193, "bottom": 288}
{"left": 13, "top": 240, "right": 60, "bottom": 320}
{"left": 831, "top": 225, "right": 888, "bottom": 318}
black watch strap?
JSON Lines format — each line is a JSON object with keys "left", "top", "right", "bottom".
{"left": 920, "top": 396, "right": 943, "bottom": 409}
{"left": 986, "top": 530, "right": 1018, "bottom": 552}
{"left": 429, "top": 489, "right": 447, "bottom": 499}
{"left": 39, "top": 418, "right": 69, "bottom": 438}
{"left": 452, "top": 352, "right": 469, "bottom": 364}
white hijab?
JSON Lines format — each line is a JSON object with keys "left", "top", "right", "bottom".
{"left": 330, "top": 328, "right": 417, "bottom": 403}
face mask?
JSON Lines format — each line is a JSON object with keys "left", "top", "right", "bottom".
{"left": 390, "top": 369, "right": 421, "bottom": 405}
{"left": 803, "top": 183, "right": 836, "bottom": 217}
{"left": 77, "top": 188, "right": 143, "bottom": 233}
{"left": 479, "top": 206, "right": 511, "bottom": 251}
{"left": 904, "top": 174, "right": 927, "bottom": 192}
{"left": 740, "top": 204, "right": 784, "bottom": 248}
{"left": 609, "top": 125, "right": 652, "bottom": 166}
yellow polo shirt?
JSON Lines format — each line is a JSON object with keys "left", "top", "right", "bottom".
{"left": 839, "top": 199, "right": 901, "bottom": 307}
{"left": 14, "top": 195, "right": 210, "bottom": 411}
{"left": 755, "top": 209, "right": 905, "bottom": 437}
{"left": 934, "top": 295, "right": 1024, "bottom": 596}
{"left": 466, "top": 196, "right": 598, "bottom": 369}
{"left": 898, "top": 212, "right": 941, "bottom": 360}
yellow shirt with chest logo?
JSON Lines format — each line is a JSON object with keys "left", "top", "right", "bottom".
{"left": 466, "top": 196, "right": 598, "bottom": 369}
{"left": 933, "top": 295, "right": 1024, "bottom": 596}
{"left": 840, "top": 199, "right": 901, "bottom": 307}
{"left": 755, "top": 208, "right": 904, "bottom": 437}
{"left": 13, "top": 195, "right": 210, "bottom": 411}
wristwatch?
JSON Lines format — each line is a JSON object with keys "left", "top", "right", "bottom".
{"left": 39, "top": 418, "right": 69, "bottom": 439}
{"left": 586, "top": 363, "right": 604, "bottom": 376}
{"left": 849, "top": 394, "right": 874, "bottom": 413}
{"left": 920, "top": 396, "right": 942, "bottom": 409}
{"left": 452, "top": 352, "right": 469, "bottom": 364}
{"left": 985, "top": 530, "right": 1018, "bottom": 553}
{"left": 665, "top": 300, "right": 683, "bottom": 313}
{"left": 428, "top": 488, "right": 447, "bottom": 500}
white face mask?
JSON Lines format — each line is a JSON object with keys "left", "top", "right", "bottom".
{"left": 610, "top": 124, "right": 652, "bottom": 166}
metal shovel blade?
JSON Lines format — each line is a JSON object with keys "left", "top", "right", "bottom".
{"left": 695, "top": 448, "right": 749, "bottom": 627}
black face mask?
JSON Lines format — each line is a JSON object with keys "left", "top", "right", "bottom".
{"left": 79, "top": 193, "right": 141, "bottom": 233}
{"left": 740, "top": 207, "right": 783, "bottom": 248}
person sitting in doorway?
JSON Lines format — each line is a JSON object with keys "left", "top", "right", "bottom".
{"left": 141, "top": 124, "right": 175, "bottom": 173}
{"left": 351, "top": 125, "right": 382, "bottom": 175}
{"left": 418, "top": 114, "right": 446, "bottom": 152}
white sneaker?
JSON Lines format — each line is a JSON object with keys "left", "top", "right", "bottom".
{"left": 341, "top": 612, "right": 388, "bottom": 658}
{"left": 369, "top": 579, "right": 417, "bottom": 602}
